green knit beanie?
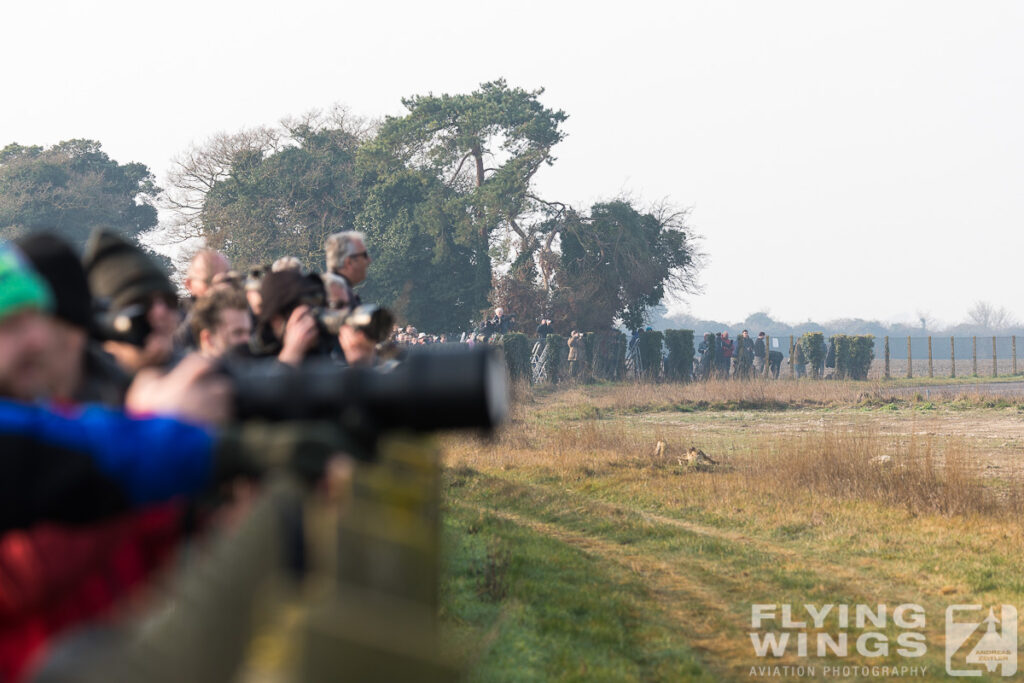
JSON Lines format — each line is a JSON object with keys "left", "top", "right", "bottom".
{"left": 0, "top": 244, "right": 53, "bottom": 322}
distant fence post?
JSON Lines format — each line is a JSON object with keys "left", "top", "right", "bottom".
{"left": 927, "top": 337, "right": 933, "bottom": 378}
{"left": 950, "top": 337, "right": 956, "bottom": 378}
{"left": 789, "top": 335, "right": 795, "bottom": 378}
{"left": 972, "top": 336, "right": 978, "bottom": 377}
{"left": 884, "top": 336, "right": 890, "bottom": 379}
{"left": 906, "top": 336, "right": 912, "bottom": 379}
{"left": 993, "top": 336, "right": 998, "bottom": 378}
{"left": 1014, "top": 336, "right": 1018, "bottom": 375}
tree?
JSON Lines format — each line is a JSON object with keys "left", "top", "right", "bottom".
{"left": 966, "top": 301, "right": 1014, "bottom": 331}
{"left": 366, "top": 80, "right": 568, "bottom": 316}
{"left": 164, "top": 108, "right": 371, "bottom": 270}
{"left": 355, "top": 168, "right": 480, "bottom": 332}
{"left": 0, "top": 139, "right": 160, "bottom": 251}
{"left": 551, "top": 200, "right": 700, "bottom": 332}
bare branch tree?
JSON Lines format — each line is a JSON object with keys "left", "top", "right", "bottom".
{"left": 966, "top": 300, "right": 1015, "bottom": 330}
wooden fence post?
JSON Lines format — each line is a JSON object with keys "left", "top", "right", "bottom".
{"left": 789, "top": 335, "right": 795, "bottom": 378}
{"left": 993, "top": 336, "right": 998, "bottom": 378}
{"left": 928, "top": 337, "right": 933, "bottom": 378}
{"left": 950, "top": 337, "right": 956, "bottom": 378}
{"left": 906, "top": 336, "right": 912, "bottom": 379}
{"left": 1014, "top": 336, "right": 1018, "bottom": 375}
{"left": 972, "top": 336, "right": 978, "bottom": 377}
{"left": 884, "top": 336, "right": 890, "bottom": 379}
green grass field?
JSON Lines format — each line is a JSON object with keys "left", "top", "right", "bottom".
{"left": 439, "top": 379, "right": 1024, "bottom": 681}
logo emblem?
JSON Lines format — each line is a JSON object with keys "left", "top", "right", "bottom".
{"left": 946, "top": 605, "right": 1017, "bottom": 677}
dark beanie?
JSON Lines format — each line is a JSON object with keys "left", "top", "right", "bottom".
{"left": 82, "top": 230, "right": 176, "bottom": 311}
{"left": 15, "top": 232, "right": 93, "bottom": 330}
{"left": 258, "top": 270, "right": 325, "bottom": 327}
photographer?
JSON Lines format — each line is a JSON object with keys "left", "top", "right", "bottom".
{"left": 252, "top": 269, "right": 330, "bottom": 366}
{"left": 83, "top": 230, "right": 181, "bottom": 377}
{"left": 253, "top": 269, "right": 389, "bottom": 368}
{"left": 567, "top": 330, "right": 584, "bottom": 378}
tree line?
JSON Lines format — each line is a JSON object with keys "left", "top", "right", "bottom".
{"left": 0, "top": 80, "right": 702, "bottom": 334}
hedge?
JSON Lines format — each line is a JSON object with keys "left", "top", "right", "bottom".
{"left": 663, "top": 329, "right": 695, "bottom": 382}
{"left": 833, "top": 334, "right": 875, "bottom": 380}
{"left": 637, "top": 330, "right": 664, "bottom": 380}
{"left": 593, "top": 331, "right": 627, "bottom": 380}
{"left": 800, "top": 332, "right": 826, "bottom": 379}
{"left": 501, "top": 332, "right": 532, "bottom": 382}
{"left": 542, "top": 333, "right": 566, "bottom": 384}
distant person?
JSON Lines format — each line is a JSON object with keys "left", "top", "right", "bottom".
{"left": 768, "top": 350, "right": 783, "bottom": 379}
{"left": 325, "top": 231, "right": 371, "bottom": 307}
{"left": 244, "top": 265, "right": 268, "bottom": 320}
{"left": 321, "top": 272, "right": 351, "bottom": 310}
{"left": 536, "top": 318, "right": 553, "bottom": 341}
{"left": 825, "top": 336, "right": 837, "bottom": 375}
{"left": 753, "top": 331, "right": 767, "bottom": 376}
{"left": 271, "top": 255, "right": 304, "bottom": 273}
{"left": 493, "top": 307, "right": 510, "bottom": 335}
{"left": 175, "top": 249, "right": 230, "bottom": 351}
{"left": 567, "top": 330, "right": 584, "bottom": 378}
{"left": 184, "top": 249, "right": 230, "bottom": 302}
{"left": 791, "top": 341, "right": 806, "bottom": 378}
{"left": 718, "top": 332, "right": 733, "bottom": 378}
{"left": 734, "top": 329, "right": 754, "bottom": 379}
{"left": 696, "top": 332, "right": 715, "bottom": 381}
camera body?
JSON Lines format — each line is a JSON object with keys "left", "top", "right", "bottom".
{"left": 92, "top": 298, "right": 151, "bottom": 347}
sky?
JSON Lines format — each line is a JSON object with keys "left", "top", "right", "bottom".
{"left": 2, "top": 1, "right": 1021, "bottom": 327}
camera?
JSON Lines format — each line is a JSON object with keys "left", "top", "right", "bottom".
{"left": 315, "top": 304, "right": 395, "bottom": 344}
{"left": 92, "top": 298, "right": 151, "bottom": 346}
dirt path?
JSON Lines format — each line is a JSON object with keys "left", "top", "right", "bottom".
{"left": 457, "top": 484, "right": 956, "bottom": 679}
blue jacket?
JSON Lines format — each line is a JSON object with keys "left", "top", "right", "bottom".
{"left": 0, "top": 399, "right": 216, "bottom": 532}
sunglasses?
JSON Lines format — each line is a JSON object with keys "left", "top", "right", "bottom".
{"left": 350, "top": 250, "right": 370, "bottom": 260}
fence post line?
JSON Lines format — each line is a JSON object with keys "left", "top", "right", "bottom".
{"left": 789, "top": 335, "right": 795, "bottom": 378}
{"left": 1014, "top": 336, "right": 1018, "bottom": 375}
{"left": 950, "top": 337, "right": 956, "bottom": 379}
{"left": 928, "top": 337, "right": 933, "bottom": 378}
{"left": 765, "top": 334, "right": 770, "bottom": 377}
{"left": 884, "top": 336, "right": 890, "bottom": 379}
{"left": 993, "top": 336, "right": 998, "bottom": 378}
{"left": 906, "top": 336, "right": 913, "bottom": 379}
{"left": 972, "top": 336, "right": 978, "bottom": 377}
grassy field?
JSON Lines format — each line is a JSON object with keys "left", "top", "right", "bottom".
{"left": 438, "top": 378, "right": 1024, "bottom": 681}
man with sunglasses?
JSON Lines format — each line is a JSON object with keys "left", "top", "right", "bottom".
{"left": 324, "top": 231, "right": 371, "bottom": 307}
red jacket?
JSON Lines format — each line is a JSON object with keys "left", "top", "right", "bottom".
{"left": 0, "top": 503, "right": 184, "bottom": 683}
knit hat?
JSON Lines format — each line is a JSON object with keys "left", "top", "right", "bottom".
{"left": 82, "top": 230, "right": 176, "bottom": 311}
{"left": 0, "top": 244, "right": 53, "bottom": 322}
{"left": 15, "top": 232, "right": 92, "bottom": 330}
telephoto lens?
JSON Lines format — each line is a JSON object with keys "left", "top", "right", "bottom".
{"left": 227, "top": 344, "right": 509, "bottom": 433}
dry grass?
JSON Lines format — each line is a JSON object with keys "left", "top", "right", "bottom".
{"left": 451, "top": 379, "right": 1024, "bottom": 522}
{"left": 441, "top": 379, "right": 1024, "bottom": 680}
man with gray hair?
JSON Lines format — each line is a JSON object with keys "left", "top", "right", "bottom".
{"left": 324, "top": 231, "right": 371, "bottom": 307}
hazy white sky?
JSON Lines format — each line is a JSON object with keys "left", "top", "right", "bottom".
{"left": 3, "top": 1, "right": 1021, "bottom": 326}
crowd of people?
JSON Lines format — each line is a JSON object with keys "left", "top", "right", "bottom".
{"left": 696, "top": 329, "right": 783, "bottom": 380}
{"left": 0, "top": 227, "right": 408, "bottom": 681}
